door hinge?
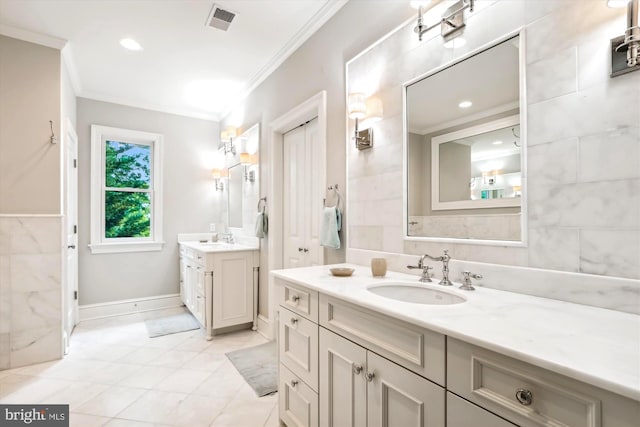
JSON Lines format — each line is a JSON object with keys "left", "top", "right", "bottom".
{"left": 73, "top": 291, "right": 78, "bottom": 300}
{"left": 73, "top": 159, "right": 77, "bottom": 168}
{"left": 73, "top": 225, "right": 77, "bottom": 234}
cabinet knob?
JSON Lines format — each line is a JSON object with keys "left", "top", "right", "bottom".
{"left": 353, "top": 365, "right": 363, "bottom": 375}
{"left": 515, "top": 388, "right": 533, "bottom": 406}
{"left": 291, "top": 295, "right": 300, "bottom": 303}
{"left": 298, "top": 247, "right": 303, "bottom": 252}
{"left": 365, "top": 371, "right": 375, "bottom": 382}
{"left": 290, "top": 317, "right": 298, "bottom": 325}
{"left": 303, "top": 248, "right": 309, "bottom": 253}
{"left": 291, "top": 379, "right": 298, "bottom": 387}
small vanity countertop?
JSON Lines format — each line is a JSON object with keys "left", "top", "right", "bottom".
{"left": 271, "top": 263, "right": 640, "bottom": 401}
{"left": 180, "top": 240, "right": 259, "bottom": 253}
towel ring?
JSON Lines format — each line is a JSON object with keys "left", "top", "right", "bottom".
{"left": 323, "top": 184, "right": 342, "bottom": 210}
{"left": 257, "top": 197, "right": 267, "bottom": 213}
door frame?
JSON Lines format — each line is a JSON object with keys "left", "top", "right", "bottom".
{"left": 266, "top": 91, "right": 327, "bottom": 338}
{"left": 62, "top": 117, "right": 79, "bottom": 353}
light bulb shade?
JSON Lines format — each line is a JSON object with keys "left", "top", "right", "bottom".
{"left": 225, "top": 126, "right": 237, "bottom": 139}
{"left": 211, "top": 168, "right": 221, "bottom": 179}
{"left": 608, "top": 0, "right": 630, "bottom": 7}
{"left": 410, "top": 0, "right": 432, "bottom": 9}
{"left": 348, "top": 93, "right": 367, "bottom": 119}
{"left": 365, "top": 96, "right": 383, "bottom": 122}
{"left": 239, "top": 152, "right": 251, "bottom": 165}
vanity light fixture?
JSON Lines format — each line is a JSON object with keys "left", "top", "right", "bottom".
{"left": 221, "top": 126, "right": 237, "bottom": 155}
{"left": 414, "top": 0, "right": 474, "bottom": 42}
{"left": 348, "top": 93, "right": 383, "bottom": 150}
{"left": 610, "top": 0, "right": 639, "bottom": 75}
{"left": 212, "top": 168, "right": 224, "bottom": 191}
{"left": 239, "top": 152, "right": 255, "bottom": 182}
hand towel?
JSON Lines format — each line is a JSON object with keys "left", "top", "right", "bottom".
{"left": 320, "top": 206, "right": 341, "bottom": 249}
{"left": 255, "top": 212, "right": 268, "bottom": 238}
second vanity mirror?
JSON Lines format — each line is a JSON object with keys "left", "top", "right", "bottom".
{"left": 405, "top": 34, "right": 525, "bottom": 244}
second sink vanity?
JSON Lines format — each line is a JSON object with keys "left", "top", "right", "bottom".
{"left": 272, "top": 264, "right": 640, "bottom": 427}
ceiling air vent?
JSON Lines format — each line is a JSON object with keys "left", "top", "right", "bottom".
{"left": 206, "top": 4, "right": 237, "bottom": 31}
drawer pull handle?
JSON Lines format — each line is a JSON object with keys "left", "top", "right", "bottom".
{"left": 290, "top": 317, "right": 298, "bottom": 325}
{"left": 515, "top": 388, "right": 533, "bottom": 406}
{"left": 291, "top": 379, "right": 298, "bottom": 387}
{"left": 291, "top": 295, "right": 300, "bottom": 303}
{"left": 365, "top": 372, "right": 375, "bottom": 382}
{"left": 353, "top": 365, "right": 363, "bottom": 375}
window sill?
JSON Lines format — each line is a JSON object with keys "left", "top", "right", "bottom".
{"left": 89, "top": 241, "right": 165, "bottom": 254}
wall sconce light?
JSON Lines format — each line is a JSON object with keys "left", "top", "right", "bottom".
{"left": 610, "top": 0, "right": 640, "bottom": 76}
{"left": 414, "top": 0, "right": 474, "bottom": 42}
{"left": 221, "top": 126, "right": 237, "bottom": 155}
{"left": 239, "top": 152, "right": 255, "bottom": 182}
{"left": 348, "top": 93, "right": 383, "bottom": 150}
{"left": 212, "top": 168, "right": 224, "bottom": 191}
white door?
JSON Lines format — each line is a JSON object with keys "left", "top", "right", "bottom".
{"left": 320, "top": 328, "right": 367, "bottom": 427}
{"left": 283, "top": 118, "right": 323, "bottom": 268}
{"left": 63, "top": 119, "right": 79, "bottom": 353}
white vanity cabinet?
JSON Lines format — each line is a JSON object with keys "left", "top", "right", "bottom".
{"left": 179, "top": 244, "right": 258, "bottom": 339}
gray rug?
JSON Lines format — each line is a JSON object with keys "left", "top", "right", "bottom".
{"left": 226, "top": 341, "right": 277, "bottom": 397}
{"left": 145, "top": 312, "right": 200, "bottom": 338}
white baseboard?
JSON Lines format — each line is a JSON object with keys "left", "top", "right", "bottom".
{"left": 79, "top": 294, "right": 183, "bottom": 321}
{"left": 257, "top": 314, "right": 272, "bottom": 340}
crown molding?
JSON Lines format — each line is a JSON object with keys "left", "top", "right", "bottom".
{"left": 0, "top": 24, "right": 66, "bottom": 49}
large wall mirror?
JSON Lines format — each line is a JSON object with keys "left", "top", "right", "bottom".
{"left": 405, "top": 33, "right": 525, "bottom": 245}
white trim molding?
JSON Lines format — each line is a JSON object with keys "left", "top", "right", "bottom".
{"left": 89, "top": 125, "right": 164, "bottom": 254}
{"left": 79, "top": 294, "right": 183, "bottom": 321}
{"left": 0, "top": 24, "right": 67, "bottom": 49}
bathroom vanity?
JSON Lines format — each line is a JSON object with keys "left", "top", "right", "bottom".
{"left": 179, "top": 241, "right": 259, "bottom": 339}
{"left": 272, "top": 264, "right": 640, "bottom": 427}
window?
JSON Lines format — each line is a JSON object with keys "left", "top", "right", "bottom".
{"left": 90, "top": 125, "right": 163, "bottom": 253}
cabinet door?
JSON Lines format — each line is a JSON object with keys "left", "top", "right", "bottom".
{"left": 184, "top": 262, "right": 195, "bottom": 311}
{"left": 212, "top": 251, "right": 253, "bottom": 328}
{"left": 367, "top": 351, "right": 445, "bottom": 427}
{"left": 179, "top": 258, "right": 187, "bottom": 305}
{"left": 447, "top": 392, "right": 516, "bottom": 427}
{"left": 279, "top": 307, "right": 319, "bottom": 391}
{"left": 319, "top": 328, "right": 367, "bottom": 427}
{"left": 280, "top": 364, "right": 319, "bottom": 427}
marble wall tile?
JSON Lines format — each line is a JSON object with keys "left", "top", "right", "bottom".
{"left": 349, "top": 199, "right": 403, "bottom": 227}
{"left": 578, "top": 35, "right": 618, "bottom": 91}
{"left": 580, "top": 229, "right": 640, "bottom": 280}
{"left": 348, "top": 142, "right": 403, "bottom": 179}
{"left": 579, "top": 127, "right": 640, "bottom": 183}
{"left": 8, "top": 217, "right": 61, "bottom": 254}
{"left": 349, "top": 171, "right": 403, "bottom": 203}
{"left": 0, "top": 219, "right": 12, "bottom": 255}
{"left": 368, "top": 114, "right": 403, "bottom": 149}
{"left": 10, "top": 326, "right": 62, "bottom": 369}
{"left": 528, "top": 227, "right": 580, "bottom": 272}
{"left": 0, "top": 333, "right": 8, "bottom": 370}
{"left": 527, "top": 137, "right": 578, "bottom": 184}
{"left": 382, "top": 226, "right": 403, "bottom": 254}
{"left": 10, "top": 254, "right": 61, "bottom": 293}
{"left": 348, "top": 226, "right": 383, "bottom": 251}
{"left": 526, "top": 46, "right": 577, "bottom": 104}
{"left": 527, "top": 77, "right": 640, "bottom": 146}
{"left": 11, "top": 289, "right": 61, "bottom": 332}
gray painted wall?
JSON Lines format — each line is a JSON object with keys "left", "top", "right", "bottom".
{"left": 77, "top": 98, "right": 218, "bottom": 305}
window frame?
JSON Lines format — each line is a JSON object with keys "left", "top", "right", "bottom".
{"left": 90, "top": 125, "right": 164, "bottom": 254}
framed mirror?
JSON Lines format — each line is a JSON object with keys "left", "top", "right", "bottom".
{"left": 405, "top": 33, "right": 525, "bottom": 244}
{"left": 227, "top": 164, "right": 243, "bottom": 228}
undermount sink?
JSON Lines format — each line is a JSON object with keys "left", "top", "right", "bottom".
{"left": 367, "top": 283, "right": 466, "bottom": 305}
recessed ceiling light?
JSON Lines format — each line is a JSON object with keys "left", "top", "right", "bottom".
{"left": 120, "top": 38, "right": 142, "bottom": 51}
{"left": 458, "top": 100, "right": 473, "bottom": 108}
{"left": 492, "top": 140, "right": 503, "bottom": 145}
{"left": 444, "top": 37, "right": 467, "bottom": 49}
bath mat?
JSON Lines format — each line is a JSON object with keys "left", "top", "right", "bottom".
{"left": 226, "top": 340, "right": 277, "bottom": 397}
{"left": 145, "top": 312, "right": 200, "bottom": 338}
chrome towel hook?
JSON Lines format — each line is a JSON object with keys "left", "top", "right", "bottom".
{"left": 49, "top": 120, "right": 57, "bottom": 144}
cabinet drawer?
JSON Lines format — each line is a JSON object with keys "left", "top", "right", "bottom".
{"left": 447, "top": 338, "right": 640, "bottom": 427}
{"left": 279, "top": 306, "right": 319, "bottom": 391}
{"left": 280, "top": 364, "right": 319, "bottom": 427}
{"left": 319, "top": 294, "right": 445, "bottom": 386}
{"left": 276, "top": 279, "right": 318, "bottom": 322}
{"left": 447, "top": 392, "right": 516, "bottom": 427}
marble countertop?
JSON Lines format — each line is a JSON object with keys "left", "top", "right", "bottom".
{"left": 179, "top": 241, "right": 258, "bottom": 253}
{"left": 271, "top": 263, "right": 640, "bottom": 402}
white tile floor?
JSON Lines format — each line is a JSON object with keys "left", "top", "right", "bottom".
{"left": 0, "top": 308, "right": 280, "bottom": 427}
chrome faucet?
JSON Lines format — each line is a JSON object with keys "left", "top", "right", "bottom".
{"left": 222, "top": 232, "right": 234, "bottom": 244}
{"left": 422, "top": 250, "right": 453, "bottom": 286}
{"left": 407, "top": 255, "right": 433, "bottom": 282}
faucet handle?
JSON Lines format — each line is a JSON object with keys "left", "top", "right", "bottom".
{"left": 460, "top": 271, "right": 482, "bottom": 291}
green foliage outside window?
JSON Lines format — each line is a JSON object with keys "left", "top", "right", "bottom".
{"left": 104, "top": 140, "right": 152, "bottom": 238}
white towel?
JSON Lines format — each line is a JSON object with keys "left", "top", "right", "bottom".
{"left": 255, "top": 212, "right": 268, "bottom": 238}
{"left": 320, "top": 206, "right": 341, "bottom": 249}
